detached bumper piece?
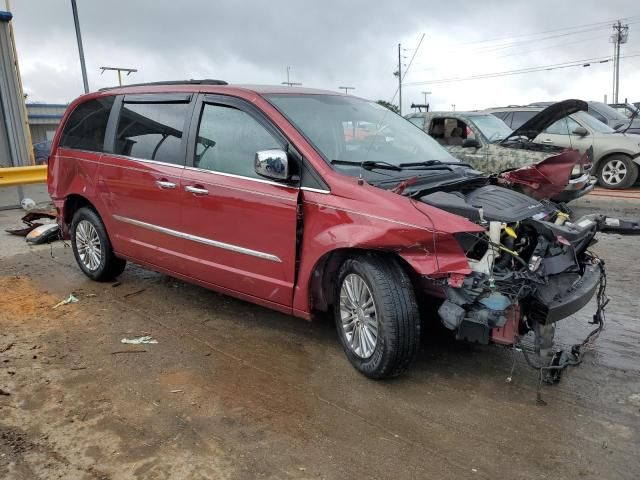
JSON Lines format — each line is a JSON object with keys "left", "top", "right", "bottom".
{"left": 520, "top": 258, "right": 608, "bottom": 403}
{"left": 598, "top": 216, "right": 640, "bottom": 235}
{"left": 529, "top": 263, "right": 601, "bottom": 323}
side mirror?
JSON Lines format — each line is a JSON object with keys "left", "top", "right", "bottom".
{"left": 462, "top": 138, "right": 481, "bottom": 149}
{"left": 255, "top": 149, "right": 291, "bottom": 182}
{"left": 572, "top": 126, "right": 588, "bottom": 137}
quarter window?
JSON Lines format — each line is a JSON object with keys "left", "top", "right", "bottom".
{"left": 194, "top": 103, "right": 281, "bottom": 179}
{"left": 59, "top": 97, "right": 114, "bottom": 151}
{"left": 115, "top": 102, "right": 189, "bottom": 165}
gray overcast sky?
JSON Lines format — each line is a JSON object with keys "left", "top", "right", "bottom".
{"left": 8, "top": 0, "right": 640, "bottom": 111}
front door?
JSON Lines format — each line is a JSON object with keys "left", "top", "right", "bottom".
{"left": 180, "top": 95, "right": 299, "bottom": 308}
{"left": 534, "top": 116, "right": 594, "bottom": 156}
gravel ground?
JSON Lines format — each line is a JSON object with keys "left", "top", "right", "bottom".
{"left": 0, "top": 193, "right": 639, "bottom": 480}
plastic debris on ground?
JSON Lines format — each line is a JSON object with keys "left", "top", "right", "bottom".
{"left": 5, "top": 209, "right": 58, "bottom": 237}
{"left": 21, "top": 198, "right": 36, "bottom": 211}
{"left": 52, "top": 294, "right": 79, "bottom": 309}
{"left": 26, "top": 223, "right": 60, "bottom": 244}
{"left": 120, "top": 336, "right": 158, "bottom": 345}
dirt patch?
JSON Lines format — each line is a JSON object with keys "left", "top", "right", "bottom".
{"left": 0, "top": 276, "right": 56, "bottom": 318}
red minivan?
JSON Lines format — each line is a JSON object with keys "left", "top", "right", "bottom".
{"left": 48, "top": 80, "right": 604, "bottom": 379}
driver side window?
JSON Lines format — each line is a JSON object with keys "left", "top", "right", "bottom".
{"left": 544, "top": 117, "right": 581, "bottom": 135}
{"left": 195, "top": 103, "right": 281, "bottom": 178}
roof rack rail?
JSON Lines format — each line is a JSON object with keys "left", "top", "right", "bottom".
{"left": 99, "top": 79, "right": 228, "bottom": 91}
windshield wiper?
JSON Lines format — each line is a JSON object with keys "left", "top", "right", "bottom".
{"left": 398, "top": 160, "right": 472, "bottom": 169}
{"left": 330, "top": 159, "right": 402, "bottom": 171}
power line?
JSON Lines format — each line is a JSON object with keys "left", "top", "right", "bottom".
{"left": 444, "top": 15, "right": 640, "bottom": 48}
{"left": 404, "top": 52, "right": 640, "bottom": 86}
{"left": 409, "top": 33, "right": 613, "bottom": 74}
{"left": 408, "top": 18, "right": 640, "bottom": 65}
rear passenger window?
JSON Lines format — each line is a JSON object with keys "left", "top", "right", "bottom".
{"left": 115, "top": 102, "right": 189, "bottom": 165}
{"left": 511, "top": 111, "right": 536, "bottom": 129}
{"left": 194, "top": 103, "right": 280, "bottom": 178}
{"left": 59, "top": 97, "right": 114, "bottom": 151}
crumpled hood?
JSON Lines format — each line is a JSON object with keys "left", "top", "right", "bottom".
{"left": 497, "top": 149, "right": 585, "bottom": 200}
{"left": 501, "top": 99, "right": 588, "bottom": 142}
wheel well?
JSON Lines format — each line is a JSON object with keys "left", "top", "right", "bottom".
{"left": 63, "top": 194, "right": 94, "bottom": 225}
{"left": 309, "top": 248, "right": 419, "bottom": 313}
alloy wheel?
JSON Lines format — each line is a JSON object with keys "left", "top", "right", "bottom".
{"left": 339, "top": 273, "right": 379, "bottom": 358}
{"left": 602, "top": 159, "right": 628, "bottom": 186}
{"left": 75, "top": 220, "right": 102, "bottom": 271}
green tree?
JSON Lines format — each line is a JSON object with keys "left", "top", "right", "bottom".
{"left": 376, "top": 100, "right": 400, "bottom": 115}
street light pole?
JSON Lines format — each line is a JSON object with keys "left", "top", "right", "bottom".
{"left": 397, "top": 43, "right": 402, "bottom": 116}
{"left": 70, "top": 0, "right": 89, "bottom": 93}
{"left": 421, "top": 91, "right": 431, "bottom": 108}
{"left": 338, "top": 86, "right": 355, "bottom": 95}
{"left": 281, "top": 65, "right": 302, "bottom": 86}
{"left": 451, "top": 104, "right": 456, "bottom": 111}
{"left": 100, "top": 66, "right": 137, "bottom": 86}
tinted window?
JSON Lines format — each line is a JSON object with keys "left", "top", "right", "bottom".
{"left": 59, "top": 97, "right": 114, "bottom": 151}
{"left": 195, "top": 103, "right": 280, "bottom": 178}
{"left": 491, "top": 111, "right": 508, "bottom": 120}
{"left": 511, "top": 111, "right": 537, "bottom": 129}
{"left": 115, "top": 102, "right": 189, "bottom": 165}
{"left": 544, "top": 116, "right": 581, "bottom": 135}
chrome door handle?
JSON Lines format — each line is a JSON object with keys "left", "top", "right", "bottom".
{"left": 541, "top": 139, "right": 553, "bottom": 143}
{"left": 185, "top": 185, "right": 209, "bottom": 195}
{"left": 156, "top": 180, "right": 177, "bottom": 189}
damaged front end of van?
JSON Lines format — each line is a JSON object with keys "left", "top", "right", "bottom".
{"left": 416, "top": 185, "right": 608, "bottom": 382}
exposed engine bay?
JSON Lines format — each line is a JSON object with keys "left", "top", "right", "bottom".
{"left": 420, "top": 185, "right": 610, "bottom": 386}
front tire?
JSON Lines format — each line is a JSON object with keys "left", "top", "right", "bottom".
{"left": 334, "top": 254, "right": 420, "bottom": 379}
{"left": 597, "top": 155, "right": 638, "bottom": 189}
{"left": 70, "top": 207, "right": 126, "bottom": 281}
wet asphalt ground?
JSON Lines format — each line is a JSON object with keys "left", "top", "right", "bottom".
{"left": 0, "top": 191, "right": 639, "bottom": 479}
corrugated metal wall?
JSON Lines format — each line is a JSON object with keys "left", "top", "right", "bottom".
{"left": 0, "top": 11, "right": 30, "bottom": 169}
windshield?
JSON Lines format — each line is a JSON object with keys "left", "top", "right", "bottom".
{"left": 265, "top": 94, "right": 454, "bottom": 168}
{"left": 574, "top": 111, "right": 616, "bottom": 133}
{"left": 471, "top": 115, "right": 512, "bottom": 142}
{"left": 590, "top": 102, "right": 627, "bottom": 121}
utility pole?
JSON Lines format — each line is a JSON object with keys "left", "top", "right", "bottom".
{"left": 397, "top": 43, "right": 402, "bottom": 115}
{"left": 70, "top": 0, "right": 89, "bottom": 93}
{"left": 281, "top": 66, "right": 302, "bottom": 87}
{"left": 338, "top": 86, "right": 355, "bottom": 95}
{"left": 610, "top": 20, "right": 629, "bottom": 103}
{"left": 100, "top": 66, "right": 137, "bottom": 86}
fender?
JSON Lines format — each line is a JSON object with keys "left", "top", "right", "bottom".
{"left": 291, "top": 185, "right": 484, "bottom": 316}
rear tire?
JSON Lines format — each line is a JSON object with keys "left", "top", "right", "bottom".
{"left": 70, "top": 207, "right": 126, "bottom": 281}
{"left": 334, "top": 254, "right": 420, "bottom": 379}
{"left": 597, "top": 155, "right": 638, "bottom": 189}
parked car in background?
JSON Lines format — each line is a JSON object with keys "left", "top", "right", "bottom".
{"left": 405, "top": 100, "right": 594, "bottom": 201}
{"left": 48, "top": 81, "right": 605, "bottom": 379}
{"left": 33, "top": 140, "right": 52, "bottom": 164}
{"left": 608, "top": 102, "right": 639, "bottom": 118}
{"left": 487, "top": 103, "right": 640, "bottom": 189}
{"left": 523, "top": 101, "right": 640, "bottom": 135}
